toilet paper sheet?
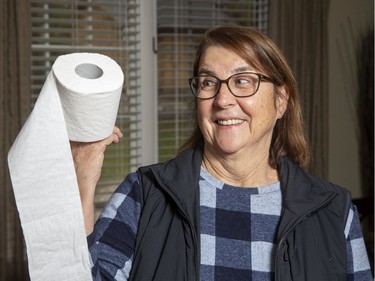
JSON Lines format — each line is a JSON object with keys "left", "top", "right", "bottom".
{"left": 7, "top": 53, "right": 124, "bottom": 281}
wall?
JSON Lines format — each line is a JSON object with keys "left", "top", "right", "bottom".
{"left": 328, "top": 0, "right": 373, "bottom": 198}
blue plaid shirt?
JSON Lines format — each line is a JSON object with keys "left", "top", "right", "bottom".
{"left": 88, "top": 168, "right": 372, "bottom": 280}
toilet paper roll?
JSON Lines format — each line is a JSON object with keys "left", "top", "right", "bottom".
{"left": 7, "top": 53, "right": 124, "bottom": 281}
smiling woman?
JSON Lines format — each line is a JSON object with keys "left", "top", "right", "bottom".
{"left": 181, "top": 27, "right": 307, "bottom": 170}
{"left": 195, "top": 46, "right": 288, "bottom": 186}
{"left": 74, "top": 25, "right": 372, "bottom": 281}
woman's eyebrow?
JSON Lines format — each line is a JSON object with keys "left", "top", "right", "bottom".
{"left": 198, "top": 66, "right": 253, "bottom": 76}
{"left": 197, "top": 68, "right": 215, "bottom": 76}
{"left": 235, "top": 66, "right": 253, "bottom": 72}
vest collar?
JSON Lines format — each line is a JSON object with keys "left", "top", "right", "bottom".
{"left": 277, "top": 156, "right": 337, "bottom": 238}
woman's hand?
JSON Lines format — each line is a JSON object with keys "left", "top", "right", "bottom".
{"left": 70, "top": 126, "right": 123, "bottom": 234}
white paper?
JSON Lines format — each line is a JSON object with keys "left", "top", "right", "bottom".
{"left": 7, "top": 53, "right": 124, "bottom": 281}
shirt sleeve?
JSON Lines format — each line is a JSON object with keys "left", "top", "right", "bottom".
{"left": 345, "top": 203, "right": 373, "bottom": 280}
{"left": 87, "top": 172, "right": 142, "bottom": 281}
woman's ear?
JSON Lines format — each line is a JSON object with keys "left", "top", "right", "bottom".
{"left": 276, "top": 86, "right": 289, "bottom": 119}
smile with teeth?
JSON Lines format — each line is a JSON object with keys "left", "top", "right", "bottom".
{"left": 217, "top": 119, "right": 244, "bottom": 126}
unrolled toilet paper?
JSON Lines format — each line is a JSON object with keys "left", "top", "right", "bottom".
{"left": 7, "top": 53, "right": 124, "bottom": 281}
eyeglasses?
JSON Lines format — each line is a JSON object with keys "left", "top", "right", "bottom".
{"left": 188, "top": 72, "right": 275, "bottom": 100}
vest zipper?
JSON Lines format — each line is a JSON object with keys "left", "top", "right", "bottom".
{"left": 274, "top": 192, "right": 337, "bottom": 281}
{"left": 178, "top": 208, "right": 199, "bottom": 281}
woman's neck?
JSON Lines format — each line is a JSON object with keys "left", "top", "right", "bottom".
{"left": 202, "top": 148, "right": 279, "bottom": 188}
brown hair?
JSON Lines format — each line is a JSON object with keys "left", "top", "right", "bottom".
{"left": 179, "top": 26, "right": 310, "bottom": 168}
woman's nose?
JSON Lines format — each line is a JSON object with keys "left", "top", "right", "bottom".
{"left": 214, "top": 82, "right": 236, "bottom": 107}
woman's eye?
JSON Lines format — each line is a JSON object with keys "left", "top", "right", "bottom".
{"left": 202, "top": 78, "right": 217, "bottom": 88}
{"left": 233, "top": 75, "right": 258, "bottom": 88}
{"left": 235, "top": 77, "right": 250, "bottom": 85}
{"left": 238, "top": 79, "right": 249, "bottom": 84}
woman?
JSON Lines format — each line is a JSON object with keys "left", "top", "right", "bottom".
{"left": 72, "top": 26, "right": 372, "bottom": 281}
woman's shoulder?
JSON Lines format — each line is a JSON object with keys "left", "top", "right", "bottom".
{"left": 280, "top": 156, "right": 351, "bottom": 195}
{"left": 117, "top": 172, "right": 140, "bottom": 193}
{"left": 280, "top": 156, "right": 352, "bottom": 221}
{"left": 105, "top": 172, "right": 142, "bottom": 209}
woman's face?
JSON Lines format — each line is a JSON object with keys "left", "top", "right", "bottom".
{"left": 197, "top": 46, "right": 288, "bottom": 157}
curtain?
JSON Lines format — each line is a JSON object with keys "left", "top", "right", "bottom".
{"left": 268, "top": 0, "right": 330, "bottom": 179}
{"left": 0, "top": 0, "right": 31, "bottom": 280}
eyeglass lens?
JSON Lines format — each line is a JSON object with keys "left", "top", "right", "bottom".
{"left": 190, "top": 72, "right": 261, "bottom": 99}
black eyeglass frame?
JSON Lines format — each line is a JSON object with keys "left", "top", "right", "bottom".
{"left": 188, "top": 71, "right": 276, "bottom": 100}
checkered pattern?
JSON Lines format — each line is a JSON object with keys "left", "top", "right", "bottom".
{"left": 200, "top": 167, "right": 281, "bottom": 280}
{"left": 88, "top": 172, "right": 141, "bottom": 280}
{"left": 346, "top": 206, "right": 373, "bottom": 280}
{"left": 88, "top": 168, "right": 373, "bottom": 281}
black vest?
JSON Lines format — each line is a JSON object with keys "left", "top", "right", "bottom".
{"left": 129, "top": 148, "right": 350, "bottom": 281}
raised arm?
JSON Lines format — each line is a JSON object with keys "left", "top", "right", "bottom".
{"left": 70, "top": 127, "right": 123, "bottom": 235}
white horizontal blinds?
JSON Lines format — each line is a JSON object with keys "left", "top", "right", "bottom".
{"left": 30, "top": 0, "right": 142, "bottom": 212}
{"left": 157, "top": 0, "right": 268, "bottom": 162}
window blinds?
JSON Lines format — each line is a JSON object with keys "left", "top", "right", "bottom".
{"left": 29, "top": 0, "right": 268, "bottom": 214}
{"left": 30, "top": 0, "right": 142, "bottom": 213}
